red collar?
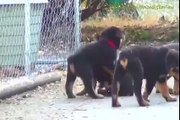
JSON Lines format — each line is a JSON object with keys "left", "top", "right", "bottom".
{"left": 104, "top": 39, "right": 116, "bottom": 49}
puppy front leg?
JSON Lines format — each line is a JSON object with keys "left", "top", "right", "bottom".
{"left": 112, "top": 79, "right": 121, "bottom": 107}
{"left": 112, "top": 65, "right": 122, "bottom": 107}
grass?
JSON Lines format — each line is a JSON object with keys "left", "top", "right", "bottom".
{"left": 81, "top": 16, "right": 179, "bottom": 43}
{"left": 82, "top": 15, "right": 160, "bottom": 28}
{"left": 125, "top": 29, "right": 153, "bottom": 42}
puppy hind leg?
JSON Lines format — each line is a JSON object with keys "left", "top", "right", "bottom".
{"left": 65, "top": 66, "right": 77, "bottom": 98}
{"left": 155, "top": 77, "right": 174, "bottom": 94}
{"left": 156, "top": 83, "right": 174, "bottom": 94}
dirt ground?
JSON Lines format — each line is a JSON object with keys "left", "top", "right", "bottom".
{"left": 0, "top": 70, "right": 179, "bottom": 120}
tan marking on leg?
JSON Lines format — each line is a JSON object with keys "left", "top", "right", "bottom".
{"left": 173, "top": 80, "right": 179, "bottom": 95}
{"left": 168, "top": 68, "right": 179, "bottom": 95}
{"left": 173, "top": 73, "right": 179, "bottom": 82}
{"left": 69, "top": 63, "right": 76, "bottom": 74}
{"left": 155, "top": 83, "right": 160, "bottom": 93}
{"left": 120, "top": 58, "right": 128, "bottom": 70}
{"left": 156, "top": 82, "right": 173, "bottom": 94}
{"left": 168, "top": 68, "right": 174, "bottom": 77}
{"left": 169, "top": 68, "right": 179, "bottom": 81}
{"left": 158, "top": 81, "right": 177, "bottom": 102}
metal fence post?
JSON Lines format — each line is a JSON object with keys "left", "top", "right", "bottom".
{"left": 74, "top": 0, "right": 81, "bottom": 49}
{"left": 24, "top": 0, "right": 31, "bottom": 75}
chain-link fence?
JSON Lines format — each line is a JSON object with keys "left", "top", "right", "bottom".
{"left": 0, "top": 0, "right": 81, "bottom": 79}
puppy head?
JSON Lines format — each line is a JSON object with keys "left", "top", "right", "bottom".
{"left": 166, "top": 49, "right": 179, "bottom": 81}
{"left": 101, "top": 26, "right": 125, "bottom": 49}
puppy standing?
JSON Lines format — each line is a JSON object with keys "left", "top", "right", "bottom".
{"left": 112, "top": 46, "right": 179, "bottom": 107}
{"left": 65, "top": 26, "right": 124, "bottom": 99}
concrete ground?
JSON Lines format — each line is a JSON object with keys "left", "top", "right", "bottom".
{"left": 0, "top": 72, "right": 179, "bottom": 120}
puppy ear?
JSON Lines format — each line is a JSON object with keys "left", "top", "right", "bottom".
{"left": 120, "top": 57, "right": 128, "bottom": 69}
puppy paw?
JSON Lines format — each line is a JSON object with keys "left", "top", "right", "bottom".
{"left": 164, "top": 95, "right": 177, "bottom": 102}
{"left": 112, "top": 101, "right": 121, "bottom": 107}
{"left": 68, "top": 95, "right": 76, "bottom": 98}
{"left": 139, "top": 100, "right": 150, "bottom": 107}
{"left": 91, "top": 94, "right": 104, "bottom": 99}
{"left": 95, "top": 94, "right": 104, "bottom": 99}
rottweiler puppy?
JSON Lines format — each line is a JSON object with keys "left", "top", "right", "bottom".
{"left": 92, "top": 33, "right": 133, "bottom": 97}
{"left": 65, "top": 26, "right": 124, "bottom": 99}
{"left": 112, "top": 46, "right": 179, "bottom": 107}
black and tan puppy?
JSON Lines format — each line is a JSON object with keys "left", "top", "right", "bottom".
{"left": 65, "top": 26, "right": 124, "bottom": 99}
{"left": 112, "top": 46, "right": 179, "bottom": 107}
{"left": 93, "top": 32, "right": 133, "bottom": 97}
{"left": 156, "top": 43, "right": 179, "bottom": 95}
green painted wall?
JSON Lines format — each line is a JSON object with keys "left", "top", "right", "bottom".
{"left": 0, "top": 4, "right": 44, "bottom": 66}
